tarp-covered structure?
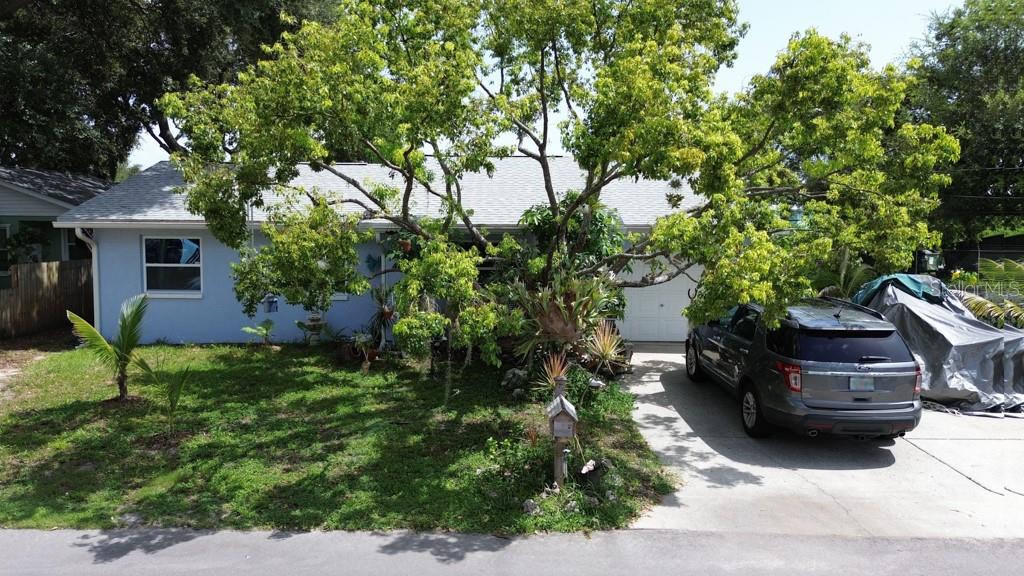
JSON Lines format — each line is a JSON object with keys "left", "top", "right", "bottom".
{"left": 853, "top": 274, "right": 1024, "bottom": 413}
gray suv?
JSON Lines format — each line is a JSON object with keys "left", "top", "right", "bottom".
{"left": 686, "top": 298, "right": 922, "bottom": 439}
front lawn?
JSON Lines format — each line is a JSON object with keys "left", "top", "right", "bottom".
{"left": 0, "top": 344, "right": 671, "bottom": 532}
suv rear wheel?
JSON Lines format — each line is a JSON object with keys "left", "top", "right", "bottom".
{"left": 740, "top": 382, "right": 771, "bottom": 438}
{"left": 685, "top": 339, "right": 706, "bottom": 382}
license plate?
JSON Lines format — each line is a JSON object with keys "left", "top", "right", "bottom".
{"left": 849, "top": 377, "right": 875, "bottom": 392}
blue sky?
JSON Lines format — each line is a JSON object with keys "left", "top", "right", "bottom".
{"left": 128, "top": 0, "right": 958, "bottom": 169}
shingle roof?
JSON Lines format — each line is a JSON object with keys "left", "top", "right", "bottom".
{"left": 55, "top": 157, "right": 698, "bottom": 228}
{"left": 0, "top": 165, "right": 110, "bottom": 207}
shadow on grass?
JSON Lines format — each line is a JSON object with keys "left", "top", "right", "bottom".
{"left": 0, "top": 347, "right": 538, "bottom": 533}
{"left": 1, "top": 345, "right": 665, "bottom": 563}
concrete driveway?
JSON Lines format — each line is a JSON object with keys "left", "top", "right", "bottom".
{"left": 626, "top": 344, "right": 1024, "bottom": 538}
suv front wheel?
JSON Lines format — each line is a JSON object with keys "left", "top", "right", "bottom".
{"left": 685, "top": 339, "right": 706, "bottom": 382}
{"left": 740, "top": 383, "right": 772, "bottom": 438}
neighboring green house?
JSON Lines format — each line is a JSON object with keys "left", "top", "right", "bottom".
{"left": 0, "top": 166, "right": 109, "bottom": 289}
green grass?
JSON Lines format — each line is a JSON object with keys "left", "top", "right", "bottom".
{"left": 0, "top": 345, "right": 672, "bottom": 532}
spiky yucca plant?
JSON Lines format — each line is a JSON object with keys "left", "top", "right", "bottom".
{"left": 67, "top": 294, "right": 148, "bottom": 401}
{"left": 586, "top": 320, "right": 625, "bottom": 376}
{"left": 534, "top": 350, "right": 569, "bottom": 390}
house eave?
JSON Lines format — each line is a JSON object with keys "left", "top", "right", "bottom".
{"left": 52, "top": 220, "right": 210, "bottom": 230}
{"left": 0, "top": 181, "right": 76, "bottom": 211}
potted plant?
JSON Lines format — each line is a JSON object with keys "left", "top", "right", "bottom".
{"left": 353, "top": 330, "right": 378, "bottom": 373}
{"left": 369, "top": 285, "right": 396, "bottom": 350}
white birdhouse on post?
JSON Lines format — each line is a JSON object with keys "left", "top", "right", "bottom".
{"left": 547, "top": 395, "right": 578, "bottom": 439}
{"left": 547, "top": 390, "right": 578, "bottom": 487}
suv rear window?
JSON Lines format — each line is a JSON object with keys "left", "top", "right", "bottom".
{"left": 766, "top": 327, "right": 914, "bottom": 363}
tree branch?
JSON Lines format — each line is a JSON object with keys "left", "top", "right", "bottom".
{"left": 736, "top": 119, "right": 777, "bottom": 167}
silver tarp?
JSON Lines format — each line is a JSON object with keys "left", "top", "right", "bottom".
{"left": 862, "top": 276, "right": 1024, "bottom": 413}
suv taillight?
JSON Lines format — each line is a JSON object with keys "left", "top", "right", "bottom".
{"left": 776, "top": 360, "right": 802, "bottom": 392}
{"left": 914, "top": 364, "right": 922, "bottom": 398}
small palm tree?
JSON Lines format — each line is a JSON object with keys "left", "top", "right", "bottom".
{"left": 67, "top": 294, "right": 148, "bottom": 402}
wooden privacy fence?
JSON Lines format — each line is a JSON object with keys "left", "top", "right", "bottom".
{"left": 0, "top": 260, "right": 92, "bottom": 339}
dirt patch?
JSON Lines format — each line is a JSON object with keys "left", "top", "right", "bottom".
{"left": 0, "top": 328, "right": 79, "bottom": 396}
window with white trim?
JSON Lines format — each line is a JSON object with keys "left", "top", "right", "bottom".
{"left": 143, "top": 237, "right": 202, "bottom": 295}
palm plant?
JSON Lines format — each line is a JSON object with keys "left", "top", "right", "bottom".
{"left": 951, "top": 289, "right": 1005, "bottom": 327}
{"left": 817, "top": 247, "right": 877, "bottom": 299}
{"left": 67, "top": 294, "right": 148, "bottom": 402}
{"left": 136, "top": 358, "right": 191, "bottom": 438}
{"left": 241, "top": 319, "right": 274, "bottom": 345}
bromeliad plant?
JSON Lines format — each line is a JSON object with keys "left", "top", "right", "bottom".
{"left": 514, "top": 274, "right": 613, "bottom": 360}
{"left": 533, "top": 350, "right": 569, "bottom": 391}
{"left": 67, "top": 294, "right": 149, "bottom": 402}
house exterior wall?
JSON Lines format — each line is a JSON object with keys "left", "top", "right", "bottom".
{"left": 93, "top": 227, "right": 388, "bottom": 343}
{"left": 0, "top": 186, "right": 66, "bottom": 217}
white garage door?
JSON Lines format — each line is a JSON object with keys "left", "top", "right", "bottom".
{"left": 618, "top": 262, "right": 699, "bottom": 342}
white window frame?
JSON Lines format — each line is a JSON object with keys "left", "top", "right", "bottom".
{"left": 0, "top": 224, "right": 10, "bottom": 277}
{"left": 142, "top": 236, "right": 203, "bottom": 299}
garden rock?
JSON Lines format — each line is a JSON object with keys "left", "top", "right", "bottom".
{"left": 501, "top": 368, "right": 527, "bottom": 389}
{"left": 523, "top": 499, "right": 541, "bottom": 516}
{"left": 585, "top": 495, "right": 600, "bottom": 507}
{"left": 118, "top": 513, "right": 143, "bottom": 527}
{"left": 564, "top": 501, "right": 579, "bottom": 513}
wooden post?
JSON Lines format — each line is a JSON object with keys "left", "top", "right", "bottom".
{"left": 553, "top": 440, "right": 568, "bottom": 486}
{"left": 547, "top": 388, "right": 578, "bottom": 489}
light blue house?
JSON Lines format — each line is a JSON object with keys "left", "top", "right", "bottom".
{"left": 53, "top": 158, "right": 700, "bottom": 344}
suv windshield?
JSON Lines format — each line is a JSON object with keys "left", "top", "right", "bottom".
{"left": 766, "top": 327, "right": 914, "bottom": 363}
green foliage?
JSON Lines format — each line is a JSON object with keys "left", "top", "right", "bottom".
{"left": 164, "top": 2, "right": 955, "bottom": 341}
{"left": 0, "top": 345, "right": 670, "bottom": 532}
{"left": 231, "top": 201, "right": 372, "bottom": 316}
{"left": 952, "top": 290, "right": 1008, "bottom": 327}
{"left": 66, "top": 294, "right": 149, "bottom": 401}
{"left": 518, "top": 193, "right": 626, "bottom": 274}
{"left": 650, "top": 31, "right": 958, "bottom": 326}
{"left": 514, "top": 274, "right": 614, "bottom": 357}
{"left": 0, "top": 0, "right": 338, "bottom": 178}
{"left": 815, "top": 247, "right": 878, "bottom": 299}
{"left": 135, "top": 358, "right": 191, "bottom": 437}
{"left": 393, "top": 312, "right": 449, "bottom": 359}
{"left": 950, "top": 269, "right": 980, "bottom": 287}
{"left": 241, "top": 319, "right": 275, "bottom": 345}
{"left": 910, "top": 0, "right": 1024, "bottom": 242}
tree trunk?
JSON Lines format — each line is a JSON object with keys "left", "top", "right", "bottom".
{"left": 116, "top": 371, "right": 128, "bottom": 401}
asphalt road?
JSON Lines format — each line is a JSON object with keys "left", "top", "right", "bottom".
{"left": 0, "top": 528, "right": 1020, "bottom": 575}
{"left": 627, "top": 344, "right": 1024, "bottom": 537}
